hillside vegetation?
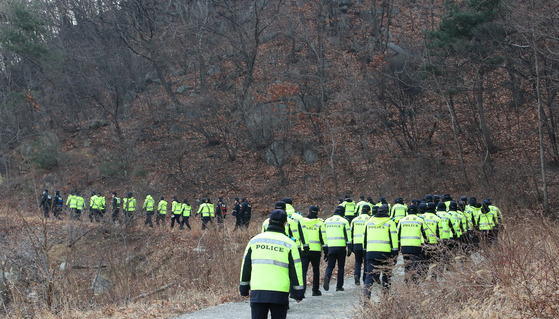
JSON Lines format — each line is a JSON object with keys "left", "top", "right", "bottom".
{"left": 1, "top": 0, "right": 559, "bottom": 317}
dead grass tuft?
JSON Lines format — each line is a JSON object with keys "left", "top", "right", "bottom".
{"left": 356, "top": 212, "right": 559, "bottom": 318}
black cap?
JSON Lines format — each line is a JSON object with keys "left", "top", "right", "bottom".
{"left": 426, "top": 202, "right": 436, "bottom": 212}
{"left": 113, "top": 192, "right": 117, "bottom": 195}
{"left": 449, "top": 201, "right": 458, "bottom": 211}
{"left": 275, "top": 201, "right": 286, "bottom": 210}
{"left": 234, "top": 197, "right": 239, "bottom": 201}
{"left": 376, "top": 204, "right": 389, "bottom": 216}
{"left": 372, "top": 205, "right": 378, "bottom": 214}
{"left": 309, "top": 205, "right": 319, "bottom": 213}
{"left": 242, "top": 197, "right": 247, "bottom": 202}
{"left": 362, "top": 205, "right": 371, "bottom": 213}
{"left": 485, "top": 198, "right": 492, "bottom": 205}
{"left": 395, "top": 197, "right": 403, "bottom": 204}
{"left": 418, "top": 202, "right": 427, "bottom": 213}
{"left": 425, "top": 194, "right": 433, "bottom": 202}
{"left": 408, "top": 204, "right": 418, "bottom": 214}
{"left": 44, "top": 189, "right": 48, "bottom": 192}
{"left": 460, "top": 196, "right": 468, "bottom": 202}
{"left": 442, "top": 194, "right": 451, "bottom": 201}
{"left": 437, "top": 202, "right": 446, "bottom": 211}
{"left": 334, "top": 205, "right": 345, "bottom": 216}
{"left": 367, "top": 196, "right": 373, "bottom": 203}
{"left": 269, "top": 209, "right": 288, "bottom": 226}
{"left": 55, "top": 190, "right": 60, "bottom": 195}
{"left": 282, "top": 197, "right": 292, "bottom": 205}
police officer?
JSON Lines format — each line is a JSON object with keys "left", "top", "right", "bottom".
{"left": 240, "top": 209, "right": 304, "bottom": 319}
{"left": 156, "top": 196, "right": 167, "bottom": 226}
{"left": 363, "top": 204, "right": 398, "bottom": 298}
{"left": 53, "top": 191, "right": 63, "bottom": 220}
{"left": 390, "top": 197, "right": 408, "bottom": 223}
{"left": 355, "top": 195, "right": 369, "bottom": 215}
{"left": 181, "top": 198, "right": 192, "bottom": 230}
{"left": 123, "top": 192, "right": 136, "bottom": 226}
{"left": 75, "top": 191, "right": 85, "bottom": 221}
{"left": 322, "top": 205, "right": 351, "bottom": 292}
{"left": 143, "top": 193, "right": 155, "bottom": 228}
{"left": 198, "top": 198, "right": 212, "bottom": 230}
{"left": 170, "top": 196, "right": 182, "bottom": 229}
{"left": 302, "top": 205, "right": 324, "bottom": 296}
{"left": 397, "top": 204, "right": 425, "bottom": 282}
{"left": 240, "top": 198, "right": 252, "bottom": 228}
{"left": 111, "top": 192, "right": 121, "bottom": 224}
{"left": 421, "top": 202, "right": 442, "bottom": 279}
{"left": 341, "top": 195, "right": 357, "bottom": 223}
{"left": 89, "top": 191, "right": 99, "bottom": 222}
{"left": 282, "top": 198, "right": 309, "bottom": 254}
{"left": 66, "top": 191, "right": 77, "bottom": 219}
{"left": 351, "top": 204, "right": 372, "bottom": 286}
{"left": 476, "top": 199, "right": 497, "bottom": 244}
{"left": 39, "top": 189, "right": 52, "bottom": 218}
{"left": 233, "top": 198, "right": 243, "bottom": 230}
{"left": 97, "top": 192, "right": 106, "bottom": 219}
{"left": 216, "top": 197, "right": 227, "bottom": 225}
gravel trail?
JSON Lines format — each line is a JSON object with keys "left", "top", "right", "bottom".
{"left": 176, "top": 256, "right": 406, "bottom": 319}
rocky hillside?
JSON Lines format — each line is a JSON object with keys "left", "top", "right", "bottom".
{"left": 0, "top": 0, "right": 557, "bottom": 213}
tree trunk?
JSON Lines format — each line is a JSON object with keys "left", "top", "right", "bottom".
{"left": 474, "top": 69, "right": 498, "bottom": 154}
{"left": 533, "top": 32, "right": 550, "bottom": 214}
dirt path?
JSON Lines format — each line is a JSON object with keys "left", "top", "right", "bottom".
{"left": 175, "top": 279, "right": 364, "bottom": 319}
{"left": 176, "top": 256, "right": 405, "bottom": 319}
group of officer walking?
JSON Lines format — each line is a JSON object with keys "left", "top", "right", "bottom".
{"left": 38, "top": 189, "right": 252, "bottom": 230}
{"left": 241, "top": 194, "right": 502, "bottom": 319}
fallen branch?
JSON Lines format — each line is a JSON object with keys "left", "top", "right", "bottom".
{"left": 131, "top": 282, "right": 176, "bottom": 301}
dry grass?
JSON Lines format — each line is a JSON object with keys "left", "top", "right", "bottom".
{"left": 4, "top": 207, "right": 558, "bottom": 319}
{"left": 0, "top": 207, "right": 255, "bottom": 318}
{"left": 356, "top": 212, "right": 559, "bottom": 318}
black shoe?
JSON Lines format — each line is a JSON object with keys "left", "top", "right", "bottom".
{"left": 354, "top": 275, "right": 360, "bottom": 286}
{"left": 312, "top": 290, "right": 322, "bottom": 296}
{"left": 336, "top": 287, "right": 344, "bottom": 291}
{"left": 323, "top": 276, "right": 330, "bottom": 291}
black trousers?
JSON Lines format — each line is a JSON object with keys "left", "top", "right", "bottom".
{"left": 354, "top": 249, "right": 366, "bottom": 283}
{"left": 156, "top": 213, "right": 165, "bottom": 225}
{"left": 43, "top": 206, "right": 50, "bottom": 218}
{"left": 364, "top": 258, "right": 393, "bottom": 297}
{"left": 251, "top": 302, "right": 288, "bottom": 319}
{"left": 145, "top": 212, "right": 154, "bottom": 227}
{"left": 202, "top": 217, "right": 211, "bottom": 229}
{"left": 53, "top": 207, "right": 62, "bottom": 219}
{"left": 170, "top": 214, "right": 181, "bottom": 228}
{"left": 324, "top": 251, "right": 346, "bottom": 289}
{"left": 181, "top": 216, "right": 191, "bottom": 230}
{"left": 111, "top": 209, "right": 120, "bottom": 223}
{"left": 403, "top": 253, "right": 423, "bottom": 283}
{"left": 89, "top": 209, "right": 102, "bottom": 222}
{"left": 302, "top": 251, "right": 321, "bottom": 293}
{"left": 234, "top": 213, "right": 244, "bottom": 230}
{"left": 74, "top": 209, "right": 82, "bottom": 220}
